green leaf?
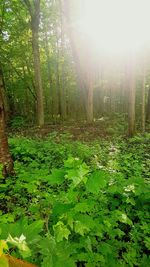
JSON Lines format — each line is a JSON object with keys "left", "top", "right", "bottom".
{"left": 7, "top": 234, "right": 31, "bottom": 258}
{"left": 52, "top": 203, "right": 73, "bottom": 217}
{"left": 25, "top": 220, "right": 44, "bottom": 244}
{"left": 54, "top": 257, "right": 75, "bottom": 267}
{"left": 42, "top": 254, "right": 54, "bottom": 267}
{"left": 66, "top": 161, "right": 89, "bottom": 186}
{"left": 144, "top": 237, "right": 150, "bottom": 250}
{"left": 86, "top": 170, "right": 108, "bottom": 193}
{"left": 99, "top": 242, "right": 112, "bottom": 255}
{"left": 46, "top": 169, "right": 65, "bottom": 185}
{"left": 74, "top": 221, "right": 89, "bottom": 236}
{"left": 53, "top": 222, "right": 71, "bottom": 242}
{"left": 40, "top": 236, "right": 75, "bottom": 267}
{"left": 40, "top": 236, "right": 56, "bottom": 256}
{"left": 64, "top": 157, "right": 82, "bottom": 169}
{"left": 116, "top": 212, "right": 133, "bottom": 225}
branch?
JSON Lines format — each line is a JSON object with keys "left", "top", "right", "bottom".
{"left": 22, "top": 0, "right": 33, "bottom": 16}
{"left": 0, "top": 54, "right": 36, "bottom": 100}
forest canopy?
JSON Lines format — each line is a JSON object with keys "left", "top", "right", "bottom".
{"left": 0, "top": 0, "right": 150, "bottom": 135}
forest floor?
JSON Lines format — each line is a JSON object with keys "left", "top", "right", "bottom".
{"left": 10, "top": 117, "right": 150, "bottom": 140}
{"left": 1, "top": 128, "right": 150, "bottom": 266}
{"left": 18, "top": 124, "right": 107, "bottom": 140}
{"left": 9, "top": 120, "right": 125, "bottom": 140}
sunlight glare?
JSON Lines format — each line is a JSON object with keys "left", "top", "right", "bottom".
{"left": 77, "top": 0, "right": 150, "bottom": 56}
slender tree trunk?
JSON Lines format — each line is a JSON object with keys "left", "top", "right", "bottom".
{"left": 141, "top": 65, "right": 146, "bottom": 132}
{"left": 64, "top": 0, "right": 94, "bottom": 122}
{"left": 60, "top": 0, "right": 67, "bottom": 120}
{"left": 127, "top": 56, "right": 136, "bottom": 137}
{"left": 1, "top": 72, "right": 9, "bottom": 122}
{"left": 56, "top": 29, "right": 61, "bottom": 118}
{"left": 86, "top": 71, "right": 93, "bottom": 123}
{"left": 23, "top": 0, "right": 44, "bottom": 126}
{"left": 63, "top": 0, "right": 87, "bottom": 114}
{"left": 0, "top": 67, "right": 14, "bottom": 178}
{"left": 32, "top": 26, "right": 44, "bottom": 126}
{"left": 146, "top": 87, "right": 150, "bottom": 122}
{"left": 44, "top": 30, "right": 53, "bottom": 119}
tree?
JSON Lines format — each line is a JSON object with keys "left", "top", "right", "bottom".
{"left": 127, "top": 56, "right": 136, "bottom": 137}
{"left": 63, "top": 0, "right": 87, "bottom": 115}
{"left": 63, "top": 0, "right": 94, "bottom": 123}
{"left": 86, "top": 63, "right": 94, "bottom": 123}
{"left": 23, "top": 0, "right": 44, "bottom": 126}
{"left": 0, "top": 66, "right": 14, "bottom": 178}
{"left": 146, "top": 87, "right": 150, "bottom": 122}
{"left": 141, "top": 62, "right": 146, "bottom": 132}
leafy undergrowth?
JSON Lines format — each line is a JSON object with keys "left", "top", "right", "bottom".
{"left": 0, "top": 133, "right": 150, "bottom": 267}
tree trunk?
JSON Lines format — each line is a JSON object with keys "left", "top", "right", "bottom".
{"left": 146, "top": 87, "right": 150, "bottom": 122}
{"left": 0, "top": 67, "right": 14, "bottom": 178}
{"left": 32, "top": 25, "right": 44, "bottom": 126}
{"left": 1, "top": 73, "right": 10, "bottom": 122}
{"left": 60, "top": 0, "right": 67, "bottom": 120}
{"left": 24, "top": 0, "right": 44, "bottom": 126}
{"left": 141, "top": 65, "right": 146, "bottom": 132}
{"left": 63, "top": 0, "right": 87, "bottom": 115}
{"left": 56, "top": 28, "right": 61, "bottom": 118}
{"left": 63, "top": 0, "right": 94, "bottom": 122}
{"left": 44, "top": 30, "right": 53, "bottom": 119}
{"left": 86, "top": 73, "right": 93, "bottom": 123}
{"left": 127, "top": 57, "right": 136, "bottom": 137}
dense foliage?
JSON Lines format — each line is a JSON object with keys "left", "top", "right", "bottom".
{"left": 0, "top": 133, "right": 150, "bottom": 266}
{"left": 1, "top": 0, "right": 150, "bottom": 131}
{"left": 1, "top": 1, "right": 150, "bottom": 266}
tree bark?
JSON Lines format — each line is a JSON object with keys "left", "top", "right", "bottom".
{"left": 59, "top": 0, "right": 67, "bottom": 120}
{"left": 63, "top": 0, "right": 94, "bottom": 122}
{"left": 44, "top": 30, "right": 53, "bottom": 118}
{"left": 0, "top": 67, "right": 14, "bottom": 178}
{"left": 86, "top": 71, "right": 94, "bottom": 123}
{"left": 127, "top": 56, "right": 136, "bottom": 137}
{"left": 146, "top": 87, "right": 150, "bottom": 122}
{"left": 141, "top": 65, "right": 146, "bottom": 132}
{"left": 1, "top": 71, "right": 10, "bottom": 122}
{"left": 24, "top": 0, "right": 44, "bottom": 126}
{"left": 63, "top": 0, "right": 87, "bottom": 114}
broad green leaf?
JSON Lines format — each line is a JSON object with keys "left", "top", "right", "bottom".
{"left": 74, "top": 214, "right": 96, "bottom": 230}
{"left": 52, "top": 203, "right": 73, "bottom": 217}
{"left": 66, "top": 163, "right": 89, "bottom": 186}
{"left": 40, "top": 235, "right": 56, "bottom": 256}
{"left": 46, "top": 169, "right": 65, "bottom": 185}
{"left": 115, "top": 211, "right": 133, "bottom": 225}
{"left": 42, "top": 255, "right": 75, "bottom": 267}
{"left": 74, "top": 221, "right": 89, "bottom": 236}
{"left": 74, "top": 200, "right": 96, "bottom": 213}
{"left": 64, "top": 157, "right": 82, "bottom": 169}
{"left": 53, "top": 222, "right": 71, "bottom": 242}
{"left": 41, "top": 255, "right": 53, "bottom": 267}
{"left": 54, "top": 257, "right": 75, "bottom": 267}
{"left": 24, "top": 220, "right": 44, "bottom": 244}
{"left": 86, "top": 170, "right": 108, "bottom": 193}
{"left": 99, "top": 242, "right": 112, "bottom": 255}
{"left": 144, "top": 237, "right": 150, "bottom": 250}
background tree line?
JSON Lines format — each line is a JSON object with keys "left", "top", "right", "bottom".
{"left": 0, "top": 0, "right": 150, "bottom": 136}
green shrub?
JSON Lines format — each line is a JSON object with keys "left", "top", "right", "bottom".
{"left": 0, "top": 134, "right": 150, "bottom": 266}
